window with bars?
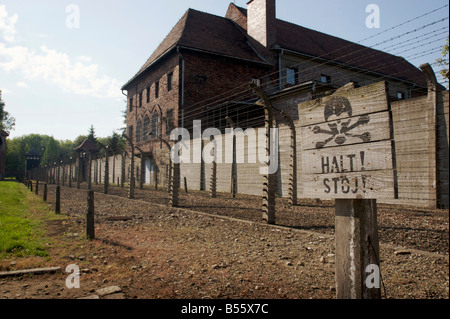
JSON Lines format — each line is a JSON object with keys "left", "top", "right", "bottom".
{"left": 128, "top": 125, "right": 133, "bottom": 141}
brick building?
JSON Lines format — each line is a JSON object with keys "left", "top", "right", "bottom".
{"left": 0, "top": 130, "right": 8, "bottom": 180}
{"left": 121, "top": 0, "right": 429, "bottom": 185}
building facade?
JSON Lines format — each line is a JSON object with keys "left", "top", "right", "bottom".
{"left": 121, "top": 0, "right": 430, "bottom": 187}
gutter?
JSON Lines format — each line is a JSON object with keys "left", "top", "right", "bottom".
{"left": 278, "top": 48, "right": 284, "bottom": 90}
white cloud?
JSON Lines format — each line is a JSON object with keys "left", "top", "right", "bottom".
{"left": 0, "top": 5, "right": 18, "bottom": 42}
{"left": 16, "top": 81, "right": 29, "bottom": 88}
{"left": 0, "top": 6, "right": 123, "bottom": 101}
{"left": 78, "top": 56, "right": 92, "bottom": 63}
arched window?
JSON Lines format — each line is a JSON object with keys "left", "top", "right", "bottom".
{"left": 136, "top": 119, "right": 142, "bottom": 143}
{"left": 143, "top": 115, "right": 150, "bottom": 141}
{"left": 151, "top": 112, "right": 159, "bottom": 137}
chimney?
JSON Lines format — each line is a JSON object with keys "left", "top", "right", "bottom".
{"left": 247, "top": 0, "right": 276, "bottom": 48}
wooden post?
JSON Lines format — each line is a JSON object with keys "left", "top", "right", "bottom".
{"left": 30, "top": 180, "right": 33, "bottom": 192}
{"left": 55, "top": 185, "right": 61, "bottom": 214}
{"left": 43, "top": 183, "right": 48, "bottom": 202}
{"left": 335, "top": 199, "right": 381, "bottom": 299}
{"left": 35, "top": 180, "right": 39, "bottom": 195}
{"left": 86, "top": 190, "right": 95, "bottom": 240}
{"left": 184, "top": 176, "right": 188, "bottom": 193}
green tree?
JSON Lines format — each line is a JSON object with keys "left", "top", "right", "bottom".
{"left": 41, "top": 137, "right": 60, "bottom": 165}
{"left": 5, "top": 134, "right": 51, "bottom": 174}
{"left": 0, "top": 90, "right": 16, "bottom": 134}
{"left": 436, "top": 37, "right": 449, "bottom": 87}
{"left": 108, "top": 131, "right": 126, "bottom": 154}
{"left": 87, "top": 125, "right": 97, "bottom": 145}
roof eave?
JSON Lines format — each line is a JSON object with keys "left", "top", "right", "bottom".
{"left": 272, "top": 46, "right": 427, "bottom": 89}
{"left": 177, "top": 45, "right": 272, "bottom": 67}
{"left": 121, "top": 45, "right": 178, "bottom": 91}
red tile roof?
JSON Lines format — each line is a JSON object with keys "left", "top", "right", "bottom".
{"left": 122, "top": 3, "right": 427, "bottom": 90}
{"left": 122, "top": 9, "right": 268, "bottom": 90}
{"left": 75, "top": 139, "right": 100, "bottom": 153}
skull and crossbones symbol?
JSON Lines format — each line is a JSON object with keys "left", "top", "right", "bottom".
{"left": 313, "top": 96, "right": 371, "bottom": 149}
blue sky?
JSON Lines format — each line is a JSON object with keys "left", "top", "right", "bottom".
{"left": 1, "top": 0, "right": 448, "bottom": 141}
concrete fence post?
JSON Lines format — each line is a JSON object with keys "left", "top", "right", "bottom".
{"left": 86, "top": 190, "right": 95, "bottom": 240}
{"left": 170, "top": 162, "right": 180, "bottom": 207}
{"left": 104, "top": 153, "right": 109, "bottom": 194}
{"left": 210, "top": 161, "right": 217, "bottom": 198}
{"left": 55, "top": 185, "right": 61, "bottom": 214}
{"left": 250, "top": 81, "right": 276, "bottom": 225}
{"left": 43, "top": 183, "right": 48, "bottom": 202}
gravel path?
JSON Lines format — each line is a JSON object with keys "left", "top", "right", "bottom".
{"left": 1, "top": 183, "right": 448, "bottom": 300}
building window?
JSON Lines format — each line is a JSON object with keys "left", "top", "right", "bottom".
{"left": 168, "top": 72, "right": 173, "bottom": 91}
{"left": 321, "top": 74, "right": 331, "bottom": 84}
{"left": 155, "top": 81, "right": 159, "bottom": 99}
{"left": 166, "top": 109, "right": 174, "bottom": 134}
{"left": 129, "top": 97, "right": 133, "bottom": 112}
{"left": 146, "top": 87, "right": 150, "bottom": 103}
{"left": 139, "top": 92, "right": 143, "bottom": 107}
{"left": 128, "top": 125, "right": 133, "bottom": 140}
{"left": 151, "top": 112, "right": 159, "bottom": 137}
{"left": 143, "top": 115, "right": 150, "bottom": 141}
{"left": 136, "top": 119, "right": 142, "bottom": 143}
{"left": 286, "top": 68, "right": 296, "bottom": 85}
{"left": 397, "top": 92, "right": 406, "bottom": 100}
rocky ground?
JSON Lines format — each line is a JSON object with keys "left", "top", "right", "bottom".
{"left": 0, "top": 183, "right": 448, "bottom": 301}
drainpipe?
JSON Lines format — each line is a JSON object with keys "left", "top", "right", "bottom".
{"left": 408, "top": 83, "right": 416, "bottom": 99}
{"left": 278, "top": 49, "right": 284, "bottom": 90}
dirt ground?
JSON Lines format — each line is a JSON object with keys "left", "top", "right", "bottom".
{"left": 0, "top": 182, "right": 448, "bottom": 301}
